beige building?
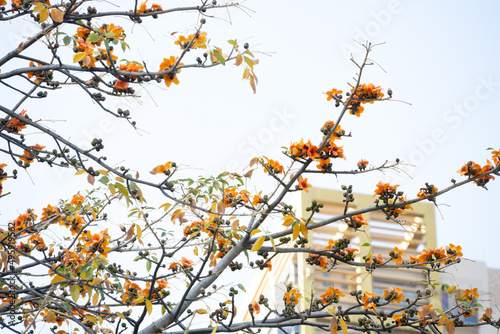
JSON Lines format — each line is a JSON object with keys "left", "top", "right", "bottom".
{"left": 242, "top": 187, "right": 443, "bottom": 334}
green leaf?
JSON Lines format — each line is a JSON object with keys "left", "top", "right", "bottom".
{"left": 104, "top": 32, "right": 116, "bottom": 39}
{"left": 213, "top": 49, "right": 226, "bottom": 65}
{"left": 146, "top": 260, "right": 152, "bottom": 272}
{"left": 361, "top": 243, "right": 371, "bottom": 247}
{"left": 98, "top": 176, "right": 109, "bottom": 185}
{"left": 63, "top": 36, "right": 72, "bottom": 46}
{"left": 133, "top": 256, "right": 142, "bottom": 261}
{"left": 237, "top": 283, "right": 246, "bottom": 292}
{"left": 244, "top": 50, "right": 254, "bottom": 58}
{"left": 227, "top": 39, "right": 237, "bottom": 46}
{"left": 121, "top": 41, "right": 126, "bottom": 52}
{"left": 86, "top": 33, "right": 101, "bottom": 44}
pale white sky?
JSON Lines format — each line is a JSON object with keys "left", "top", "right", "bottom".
{"left": 1, "top": 0, "right": 499, "bottom": 275}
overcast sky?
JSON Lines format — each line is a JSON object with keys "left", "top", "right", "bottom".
{"left": 1, "top": 0, "right": 499, "bottom": 274}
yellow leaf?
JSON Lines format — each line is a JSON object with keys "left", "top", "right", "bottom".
{"left": 45, "top": 310, "right": 55, "bottom": 322}
{"left": 108, "top": 184, "right": 116, "bottom": 196}
{"left": 98, "top": 316, "right": 103, "bottom": 325}
{"left": 99, "top": 170, "right": 108, "bottom": 176}
{"left": 445, "top": 319, "right": 455, "bottom": 334}
{"left": 146, "top": 299, "right": 153, "bottom": 315}
{"left": 282, "top": 215, "right": 295, "bottom": 227}
{"left": 39, "top": 8, "right": 50, "bottom": 22}
{"left": 159, "top": 202, "right": 171, "bottom": 212}
{"left": 75, "top": 169, "right": 86, "bottom": 175}
{"left": 92, "top": 292, "right": 99, "bottom": 305}
{"left": 250, "top": 74, "right": 256, "bottom": 94}
{"left": 50, "top": 274, "right": 65, "bottom": 284}
{"left": 339, "top": 318, "right": 348, "bottom": 334}
{"left": 85, "top": 315, "right": 97, "bottom": 324}
{"left": 211, "top": 326, "right": 218, "bottom": 334}
{"left": 250, "top": 229, "right": 261, "bottom": 236}
{"left": 299, "top": 222, "right": 308, "bottom": 239}
{"left": 438, "top": 316, "right": 448, "bottom": 326}
{"left": 73, "top": 52, "right": 87, "bottom": 63}
{"left": 251, "top": 235, "right": 265, "bottom": 252}
{"left": 329, "top": 314, "right": 337, "bottom": 334}
{"left": 292, "top": 224, "right": 300, "bottom": 241}
{"left": 116, "top": 312, "right": 126, "bottom": 320}
{"left": 51, "top": 8, "right": 64, "bottom": 23}
{"left": 196, "top": 309, "right": 208, "bottom": 314}
{"left": 326, "top": 307, "right": 336, "bottom": 315}
{"left": 70, "top": 284, "right": 79, "bottom": 303}
{"left": 171, "top": 208, "right": 183, "bottom": 224}
{"left": 136, "top": 224, "right": 142, "bottom": 240}
{"left": 269, "top": 236, "right": 276, "bottom": 251}
{"left": 115, "top": 176, "right": 125, "bottom": 183}
{"left": 446, "top": 285, "right": 456, "bottom": 294}
{"left": 32, "top": 4, "right": 45, "bottom": 13}
{"left": 135, "top": 294, "right": 145, "bottom": 304}
{"left": 235, "top": 54, "right": 243, "bottom": 66}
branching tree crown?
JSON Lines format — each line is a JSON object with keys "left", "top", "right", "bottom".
{"left": 0, "top": 1, "right": 499, "bottom": 334}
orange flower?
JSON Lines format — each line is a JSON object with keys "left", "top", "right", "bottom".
{"left": 374, "top": 181, "right": 399, "bottom": 197}
{"left": 20, "top": 144, "right": 45, "bottom": 165}
{"left": 284, "top": 288, "right": 301, "bottom": 305}
{"left": 383, "top": 287, "right": 405, "bottom": 304}
{"left": 297, "top": 176, "right": 312, "bottom": 193}
{"left": 417, "top": 304, "right": 435, "bottom": 324}
{"left": 326, "top": 88, "right": 343, "bottom": 101}
{"left": 266, "top": 260, "right": 272, "bottom": 271}
{"left": 350, "top": 214, "right": 367, "bottom": 229}
{"left": 357, "top": 159, "right": 368, "bottom": 170}
{"left": 136, "top": 0, "right": 162, "bottom": 13}
{"left": 41, "top": 204, "right": 60, "bottom": 221}
{"left": 150, "top": 162, "right": 173, "bottom": 175}
{"left": 263, "top": 159, "right": 284, "bottom": 174}
{"left": 251, "top": 301, "right": 260, "bottom": 314}
{"left": 389, "top": 247, "right": 403, "bottom": 265}
{"left": 479, "top": 308, "right": 493, "bottom": 321}
{"left": 118, "top": 61, "right": 144, "bottom": 79}
{"left": 320, "top": 286, "right": 345, "bottom": 304}
{"left": 70, "top": 192, "right": 85, "bottom": 206}
{"left": 5, "top": 109, "right": 28, "bottom": 133}
{"left": 447, "top": 244, "right": 463, "bottom": 260}
{"left": 175, "top": 32, "right": 207, "bottom": 50}
{"left": 320, "top": 121, "right": 344, "bottom": 140}
{"left": 180, "top": 257, "right": 193, "bottom": 268}
{"left": 114, "top": 80, "right": 129, "bottom": 90}
{"left": 360, "top": 291, "right": 377, "bottom": 311}
{"left": 159, "top": 56, "right": 183, "bottom": 87}
{"left": 328, "top": 141, "right": 345, "bottom": 159}
{"left": 492, "top": 149, "right": 500, "bottom": 165}
{"left": 392, "top": 311, "right": 407, "bottom": 326}
{"left": 351, "top": 83, "right": 384, "bottom": 102}
{"left": 315, "top": 157, "right": 331, "bottom": 171}
{"left": 457, "top": 161, "right": 482, "bottom": 177}
{"left": 460, "top": 288, "right": 479, "bottom": 302}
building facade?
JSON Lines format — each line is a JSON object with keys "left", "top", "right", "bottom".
{"left": 242, "top": 187, "right": 442, "bottom": 334}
